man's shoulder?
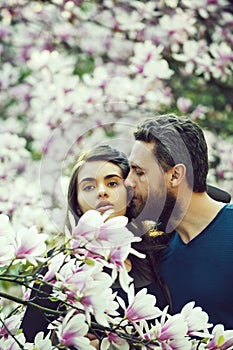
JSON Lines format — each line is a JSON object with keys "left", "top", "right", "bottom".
{"left": 213, "top": 203, "right": 233, "bottom": 230}
{"left": 221, "top": 203, "right": 233, "bottom": 214}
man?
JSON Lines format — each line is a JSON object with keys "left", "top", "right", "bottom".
{"left": 125, "top": 113, "right": 233, "bottom": 329}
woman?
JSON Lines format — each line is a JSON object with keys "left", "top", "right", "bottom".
{"left": 66, "top": 144, "right": 170, "bottom": 307}
{"left": 67, "top": 144, "right": 130, "bottom": 227}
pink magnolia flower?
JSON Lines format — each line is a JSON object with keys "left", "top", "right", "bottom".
{"left": 13, "top": 226, "right": 47, "bottom": 265}
{"left": 0, "top": 214, "right": 15, "bottom": 238}
{"left": 56, "top": 311, "right": 95, "bottom": 350}
{"left": 0, "top": 333, "right": 26, "bottom": 350}
{"left": 25, "top": 332, "right": 52, "bottom": 350}
{"left": 44, "top": 252, "right": 67, "bottom": 281}
{"left": 101, "top": 332, "right": 130, "bottom": 350}
{"left": 118, "top": 285, "right": 162, "bottom": 323}
{"left": 0, "top": 314, "right": 21, "bottom": 337}
{"left": 161, "top": 337, "right": 192, "bottom": 350}
{"left": 180, "top": 301, "right": 212, "bottom": 336}
{"left": 68, "top": 210, "right": 142, "bottom": 292}
{"left": 156, "top": 307, "right": 188, "bottom": 342}
{"left": 77, "top": 281, "right": 118, "bottom": 327}
{"left": 109, "top": 246, "right": 133, "bottom": 292}
{"left": 54, "top": 258, "right": 117, "bottom": 326}
{"left": 69, "top": 210, "right": 103, "bottom": 248}
{"left": 69, "top": 209, "right": 140, "bottom": 250}
{"left": 0, "top": 236, "right": 15, "bottom": 266}
{"left": 55, "top": 258, "right": 96, "bottom": 298}
{"left": 177, "top": 97, "right": 192, "bottom": 113}
{"left": 0, "top": 215, "right": 20, "bottom": 265}
{"left": 207, "top": 324, "right": 233, "bottom": 350}
{"left": 190, "top": 104, "right": 208, "bottom": 120}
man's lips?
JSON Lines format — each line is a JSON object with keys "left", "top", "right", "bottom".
{"left": 96, "top": 201, "right": 114, "bottom": 213}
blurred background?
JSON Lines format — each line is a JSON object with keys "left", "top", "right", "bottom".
{"left": 0, "top": 0, "right": 232, "bottom": 236}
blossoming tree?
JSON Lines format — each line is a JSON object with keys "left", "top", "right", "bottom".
{"left": 1, "top": 211, "right": 233, "bottom": 349}
{"left": 0, "top": 0, "right": 232, "bottom": 235}
{"left": 0, "top": 0, "right": 233, "bottom": 348}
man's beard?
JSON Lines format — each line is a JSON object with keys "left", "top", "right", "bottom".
{"left": 127, "top": 189, "right": 165, "bottom": 222}
{"left": 127, "top": 189, "right": 178, "bottom": 234}
{"left": 157, "top": 190, "right": 177, "bottom": 233}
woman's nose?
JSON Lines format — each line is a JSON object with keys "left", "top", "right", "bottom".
{"left": 97, "top": 185, "right": 108, "bottom": 198}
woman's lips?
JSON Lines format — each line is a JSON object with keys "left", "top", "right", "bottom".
{"left": 96, "top": 202, "right": 114, "bottom": 213}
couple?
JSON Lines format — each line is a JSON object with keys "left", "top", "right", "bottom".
{"left": 22, "top": 113, "right": 233, "bottom": 343}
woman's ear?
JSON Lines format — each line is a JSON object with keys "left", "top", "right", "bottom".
{"left": 169, "top": 164, "right": 186, "bottom": 187}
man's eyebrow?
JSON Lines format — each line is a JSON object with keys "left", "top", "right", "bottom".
{"left": 130, "top": 163, "right": 144, "bottom": 170}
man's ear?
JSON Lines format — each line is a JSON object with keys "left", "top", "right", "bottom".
{"left": 169, "top": 164, "right": 186, "bottom": 187}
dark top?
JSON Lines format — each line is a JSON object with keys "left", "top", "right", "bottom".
{"left": 159, "top": 203, "right": 233, "bottom": 329}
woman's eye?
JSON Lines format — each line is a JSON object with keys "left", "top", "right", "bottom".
{"left": 108, "top": 181, "right": 118, "bottom": 187}
{"left": 83, "top": 185, "right": 95, "bottom": 191}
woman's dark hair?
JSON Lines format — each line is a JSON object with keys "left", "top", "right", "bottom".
{"left": 67, "top": 144, "right": 130, "bottom": 226}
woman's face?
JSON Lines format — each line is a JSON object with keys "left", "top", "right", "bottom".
{"left": 77, "top": 160, "right": 127, "bottom": 219}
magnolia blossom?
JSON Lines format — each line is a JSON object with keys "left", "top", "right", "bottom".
{"left": 0, "top": 215, "right": 15, "bottom": 265}
{"left": 43, "top": 251, "right": 67, "bottom": 281}
{"left": 207, "top": 324, "right": 233, "bottom": 350}
{"left": 177, "top": 97, "right": 192, "bottom": 113}
{"left": 0, "top": 333, "right": 26, "bottom": 350}
{"left": 101, "top": 332, "right": 130, "bottom": 350}
{"left": 181, "top": 301, "right": 212, "bottom": 336}
{"left": 54, "top": 258, "right": 117, "bottom": 326}
{"left": 0, "top": 1, "right": 233, "bottom": 348}
{"left": 13, "top": 226, "right": 47, "bottom": 265}
{"left": 69, "top": 210, "right": 141, "bottom": 252}
{"left": 156, "top": 313, "right": 188, "bottom": 342}
{"left": 0, "top": 213, "right": 47, "bottom": 267}
{"left": 0, "top": 314, "right": 21, "bottom": 338}
{"left": 118, "top": 284, "right": 162, "bottom": 323}
{"left": 54, "top": 258, "right": 101, "bottom": 297}
{"left": 163, "top": 337, "right": 193, "bottom": 350}
{"left": 190, "top": 104, "right": 208, "bottom": 120}
{"left": 1, "top": 204, "right": 233, "bottom": 349}
{"left": 67, "top": 210, "right": 142, "bottom": 292}
{"left": 25, "top": 332, "right": 52, "bottom": 350}
{"left": 56, "top": 311, "right": 95, "bottom": 350}
{"left": 130, "top": 41, "right": 174, "bottom": 80}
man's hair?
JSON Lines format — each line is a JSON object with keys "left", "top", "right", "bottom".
{"left": 67, "top": 144, "right": 130, "bottom": 224}
{"left": 134, "top": 114, "right": 208, "bottom": 192}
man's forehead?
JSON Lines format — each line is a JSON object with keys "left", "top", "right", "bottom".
{"left": 129, "top": 141, "right": 155, "bottom": 165}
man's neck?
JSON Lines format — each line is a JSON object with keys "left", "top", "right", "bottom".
{"left": 175, "top": 192, "right": 225, "bottom": 244}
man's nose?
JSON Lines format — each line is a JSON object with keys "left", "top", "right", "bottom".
{"left": 125, "top": 173, "right": 136, "bottom": 188}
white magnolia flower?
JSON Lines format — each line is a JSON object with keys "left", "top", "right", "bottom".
{"left": 181, "top": 301, "right": 212, "bottom": 336}
{"left": 25, "top": 332, "right": 52, "bottom": 350}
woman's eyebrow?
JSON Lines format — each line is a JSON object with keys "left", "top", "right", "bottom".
{"left": 78, "top": 177, "right": 95, "bottom": 185}
{"left": 78, "top": 174, "right": 122, "bottom": 185}
{"left": 104, "top": 174, "right": 123, "bottom": 180}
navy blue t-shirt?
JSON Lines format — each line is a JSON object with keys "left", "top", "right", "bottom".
{"left": 159, "top": 203, "right": 233, "bottom": 329}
